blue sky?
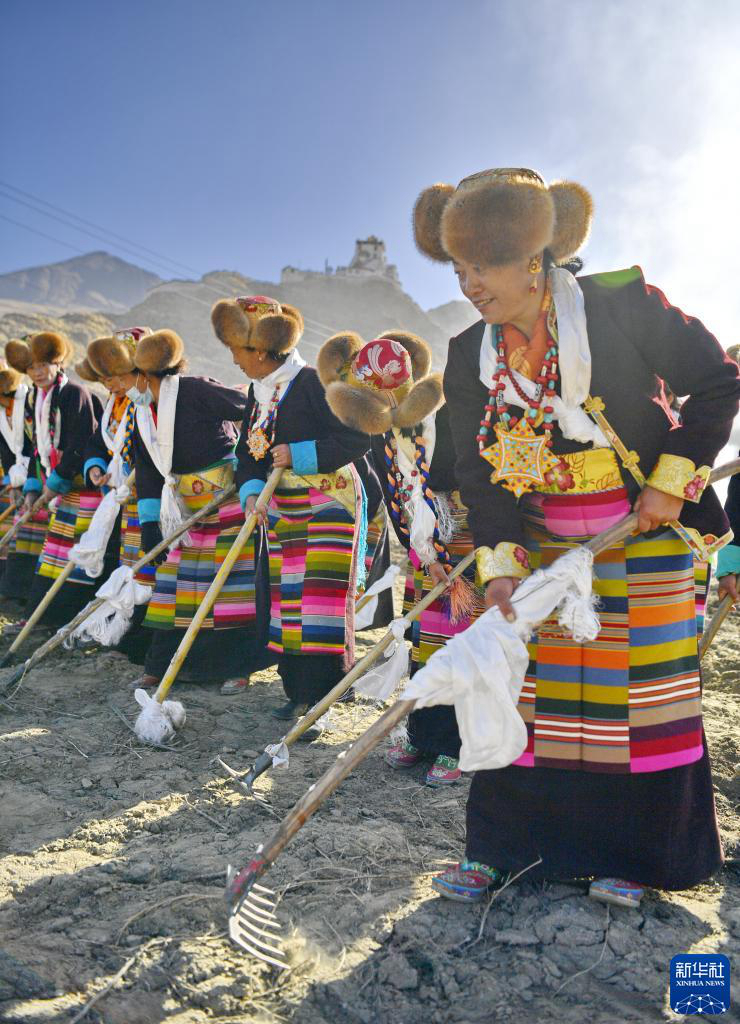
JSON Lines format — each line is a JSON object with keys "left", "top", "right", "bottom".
{"left": 1, "top": 0, "right": 739, "bottom": 345}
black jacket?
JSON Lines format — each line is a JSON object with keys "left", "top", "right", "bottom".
{"left": 235, "top": 367, "right": 370, "bottom": 490}
{"left": 443, "top": 267, "right": 740, "bottom": 552}
{"left": 26, "top": 380, "right": 98, "bottom": 486}
{"left": 133, "top": 376, "right": 246, "bottom": 503}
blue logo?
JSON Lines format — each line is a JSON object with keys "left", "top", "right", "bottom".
{"left": 670, "top": 954, "right": 730, "bottom": 1015}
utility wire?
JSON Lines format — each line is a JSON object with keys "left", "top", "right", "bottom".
{"left": 0, "top": 179, "right": 199, "bottom": 277}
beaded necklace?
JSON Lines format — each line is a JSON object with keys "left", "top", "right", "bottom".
{"left": 246, "top": 386, "right": 281, "bottom": 460}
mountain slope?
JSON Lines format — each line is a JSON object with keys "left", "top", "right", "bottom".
{"left": 0, "top": 251, "right": 161, "bottom": 313}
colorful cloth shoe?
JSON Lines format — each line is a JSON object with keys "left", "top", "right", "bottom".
{"left": 432, "top": 860, "right": 504, "bottom": 902}
{"left": 425, "top": 754, "right": 462, "bottom": 787}
{"left": 385, "top": 741, "right": 422, "bottom": 769}
{"left": 589, "top": 878, "right": 644, "bottom": 908}
{"left": 220, "top": 676, "right": 252, "bottom": 695}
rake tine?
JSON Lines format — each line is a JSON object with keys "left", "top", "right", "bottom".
{"left": 253, "top": 882, "right": 276, "bottom": 896}
{"left": 241, "top": 905, "right": 282, "bottom": 931}
{"left": 240, "top": 898, "right": 279, "bottom": 922}
{"left": 229, "top": 929, "right": 286, "bottom": 968}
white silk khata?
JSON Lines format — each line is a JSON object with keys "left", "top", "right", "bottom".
{"left": 402, "top": 547, "right": 601, "bottom": 771}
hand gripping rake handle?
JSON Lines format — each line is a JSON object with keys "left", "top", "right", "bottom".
{"left": 0, "top": 493, "right": 48, "bottom": 551}
{"left": 242, "top": 550, "right": 476, "bottom": 788}
{"left": 150, "top": 468, "right": 283, "bottom": 706}
{"left": 698, "top": 593, "right": 734, "bottom": 660}
{"left": 0, "top": 483, "right": 237, "bottom": 693}
{"left": 0, "top": 472, "right": 137, "bottom": 667}
{"left": 228, "top": 457, "right": 740, "bottom": 911}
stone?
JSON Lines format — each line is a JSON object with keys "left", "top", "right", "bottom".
{"left": 121, "top": 859, "right": 156, "bottom": 883}
{"left": 607, "top": 921, "right": 635, "bottom": 957}
{"left": 0, "top": 951, "right": 57, "bottom": 998}
{"left": 80, "top": 777, "right": 94, "bottom": 789}
{"left": 378, "top": 954, "right": 419, "bottom": 990}
{"left": 493, "top": 928, "right": 539, "bottom": 946}
{"left": 555, "top": 925, "right": 604, "bottom": 947}
{"left": 534, "top": 916, "right": 556, "bottom": 945}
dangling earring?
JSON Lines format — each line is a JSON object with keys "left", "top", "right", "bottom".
{"left": 528, "top": 255, "right": 542, "bottom": 294}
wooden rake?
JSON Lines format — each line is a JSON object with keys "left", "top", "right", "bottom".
{"left": 0, "top": 483, "right": 237, "bottom": 693}
{"left": 0, "top": 493, "right": 49, "bottom": 553}
{"left": 238, "top": 551, "right": 475, "bottom": 791}
{"left": 226, "top": 457, "right": 740, "bottom": 967}
{"left": 132, "top": 469, "right": 283, "bottom": 744}
{"left": 0, "top": 472, "right": 136, "bottom": 666}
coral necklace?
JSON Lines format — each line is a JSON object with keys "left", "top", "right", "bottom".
{"left": 477, "top": 296, "right": 565, "bottom": 498}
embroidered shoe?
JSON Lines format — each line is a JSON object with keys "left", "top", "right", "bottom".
{"left": 385, "top": 741, "right": 422, "bottom": 769}
{"left": 432, "top": 861, "right": 504, "bottom": 902}
{"left": 220, "top": 676, "right": 252, "bottom": 695}
{"left": 589, "top": 877, "right": 644, "bottom": 908}
{"left": 425, "top": 754, "right": 462, "bottom": 787}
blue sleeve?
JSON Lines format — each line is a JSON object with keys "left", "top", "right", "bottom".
{"left": 290, "top": 440, "right": 318, "bottom": 475}
{"left": 239, "top": 479, "right": 266, "bottom": 510}
{"left": 716, "top": 543, "right": 740, "bottom": 578}
{"left": 138, "top": 497, "right": 162, "bottom": 524}
{"left": 23, "top": 476, "right": 42, "bottom": 494}
{"left": 46, "top": 470, "right": 73, "bottom": 494}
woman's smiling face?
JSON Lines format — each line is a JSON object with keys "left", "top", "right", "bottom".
{"left": 453, "top": 255, "right": 537, "bottom": 325}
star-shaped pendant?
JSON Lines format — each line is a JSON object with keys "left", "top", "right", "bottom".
{"left": 480, "top": 419, "right": 561, "bottom": 498}
{"left": 247, "top": 428, "right": 271, "bottom": 460}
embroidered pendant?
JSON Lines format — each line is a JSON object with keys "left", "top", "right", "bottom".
{"left": 247, "top": 427, "right": 271, "bottom": 460}
{"left": 480, "top": 419, "right": 561, "bottom": 498}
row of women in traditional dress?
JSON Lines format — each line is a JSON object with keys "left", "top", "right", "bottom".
{"left": 1, "top": 164, "right": 738, "bottom": 913}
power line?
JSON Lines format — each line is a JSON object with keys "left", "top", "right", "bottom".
{"left": 0, "top": 179, "right": 200, "bottom": 278}
{"left": 0, "top": 188, "right": 190, "bottom": 280}
{"left": 0, "top": 212, "right": 94, "bottom": 258}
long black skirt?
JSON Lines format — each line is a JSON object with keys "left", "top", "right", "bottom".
{"left": 279, "top": 652, "right": 345, "bottom": 704}
{"left": 1, "top": 552, "right": 37, "bottom": 602}
{"left": 408, "top": 706, "right": 461, "bottom": 759}
{"left": 465, "top": 741, "right": 723, "bottom": 890}
{"left": 144, "top": 625, "right": 264, "bottom": 683}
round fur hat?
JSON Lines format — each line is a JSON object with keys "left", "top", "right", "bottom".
{"left": 29, "top": 331, "right": 71, "bottom": 366}
{"left": 317, "top": 330, "right": 443, "bottom": 435}
{"left": 5, "top": 339, "right": 32, "bottom": 374}
{"left": 133, "top": 330, "right": 186, "bottom": 374}
{"left": 74, "top": 357, "right": 102, "bottom": 383}
{"left": 0, "top": 366, "right": 23, "bottom": 395}
{"left": 211, "top": 295, "right": 304, "bottom": 355}
{"left": 413, "top": 167, "right": 593, "bottom": 266}
{"left": 87, "top": 327, "right": 152, "bottom": 378}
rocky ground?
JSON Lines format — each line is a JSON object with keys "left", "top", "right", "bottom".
{"left": 0, "top": 580, "right": 737, "bottom": 1024}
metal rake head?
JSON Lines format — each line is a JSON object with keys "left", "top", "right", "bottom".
{"left": 226, "top": 863, "right": 287, "bottom": 969}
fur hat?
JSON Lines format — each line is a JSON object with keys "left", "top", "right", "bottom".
{"left": 29, "top": 331, "right": 71, "bottom": 366}
{"left": 74, "top": 357, "right": 102, "bottom": 383}
{"left": 133, "top": 330, "right": 185, "bottom": 374}
{"left": 87, "top": 327, "right": 152, "bottom": 378}
{"left": 413, "top": 167, "right": 593, "bottom": 266}
{"left": 317, "top": 330, "right": 443, "bottom": 435}
{"left": 0, "top": 367, "right": 23, "bottom": 395}
{"left": 5, "top": 339, "right": 32, "bottom": 374}
{"left": 211, "top": 295, "right": 304, "bottom": 355}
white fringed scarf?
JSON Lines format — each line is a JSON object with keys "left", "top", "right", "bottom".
{"left": 135, "top": 375, "right": 187, "bottom": 543}
{"left": 0, "top": 383, "right": 29, "bottom": 487}
{"left": 479, "top": 267, "right": 609, "bottom": 447}
{"left": 251, "top": 350, "right": 306, "bottom": 421}
{"left": 34, "top": 373, "right": 68, "bottom": 474}
{"left": 100, "top": 395, "right": 131, "bottom": 489}
{"left": 393, "top": 415, "right": 439, "bottom": 567}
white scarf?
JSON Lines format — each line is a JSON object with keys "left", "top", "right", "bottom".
{"left": 34, "top": 373, "right": 68, "bottom": 474}
{"left": 100, "top": 395, "right": 132, "bottom": 489}
{"left": 135, "top": 374, "right": 186, "bottom": 543}
{"left": 251, "top": 350, "right": 307, "bottom": 422}
{"left": 478, "top": 267, "right": 608, "bottom": 447}
{"left": 0, "top": 383, "right": 29, "bottom": 487}
{"left": 393, "top": 415, "right": 439, "bottom": 566}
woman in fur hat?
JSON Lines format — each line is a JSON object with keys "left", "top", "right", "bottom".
{"left": 412, "top": 167, "right": 740, "bottom": 906}
{"left": 318, "top": 330, "right": 479, "bottom": 785}
{"left": 0, "top": 339, "right": 48, "bottom": 600}
{"left": 14, "top": 331, "right": 105, "bottom": 626}
{"left": 82, "top": 328, "right": 157, "bottom": 662}
{"left": 214, "top": 295, "right": 371, "bottom": 719}
{"left": 128, "top": 328, "right": 255, "bottom": 692}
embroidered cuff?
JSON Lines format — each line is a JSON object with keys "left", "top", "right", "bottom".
{"left": 23, "top": 477, "right": 42, "bottom": 494}
{"left": 716, "top": 543, "right": 740, "bottom": 578}
{"left": 84, "top": 457, "right": 108, "bottom": 483}
{"left": 475, "top": 542, "right": 531, "bottom": 586}
{"left": 647, "top": 454, "right": 711, "bottom": 503}
{"left": 46, "top": 470, "right": 72, "bottom": 494}
{"left": 290, "top": 440, "right": 318, "bottom": 475}
{"left": 239, "top": 478, "right": 266, "bottom": 510}
{"left": 137, "top": 497, "right": 162, "bottom": 524}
